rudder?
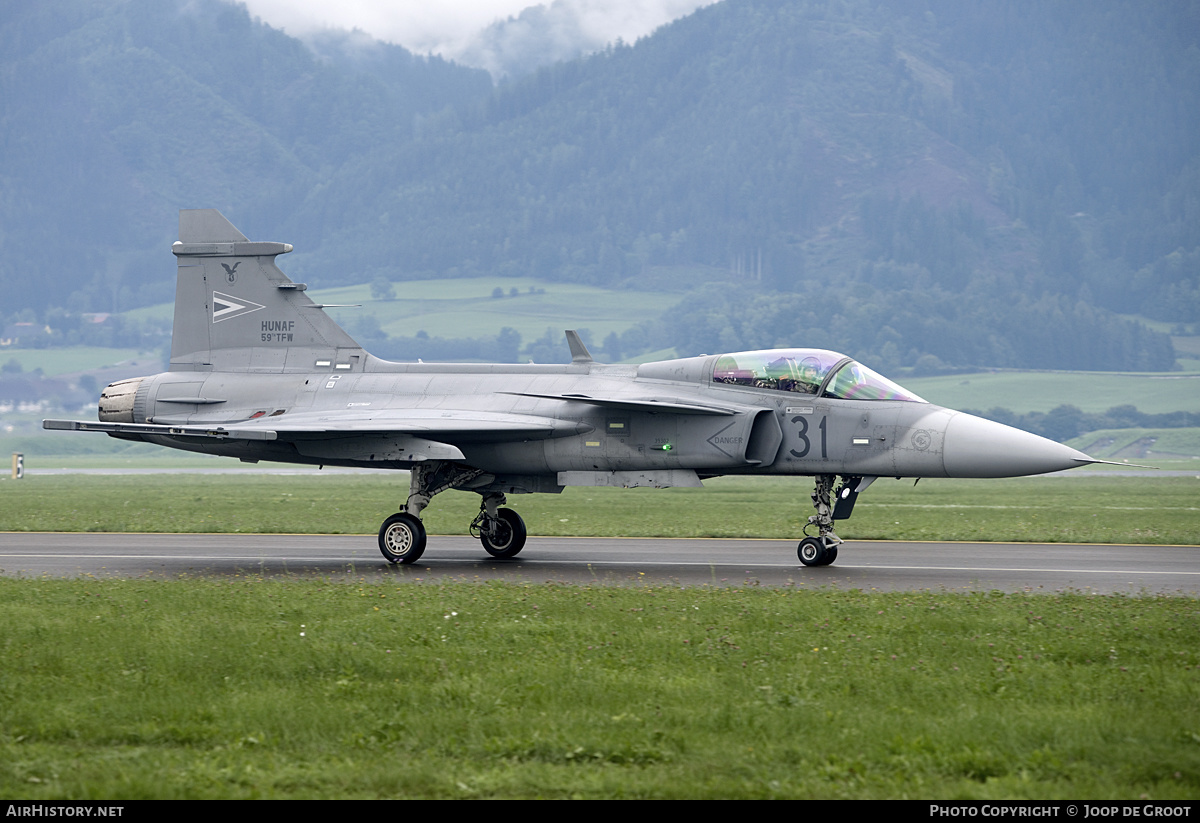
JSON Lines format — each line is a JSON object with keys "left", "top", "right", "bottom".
{"left": 170, "top": 209, "right": 362, "bottom": 373}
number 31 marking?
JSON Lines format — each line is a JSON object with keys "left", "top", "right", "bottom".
{"left": 790, "top": 415, "right": 827, "bottom": 459}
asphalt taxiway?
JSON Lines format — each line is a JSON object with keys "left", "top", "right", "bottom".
{"left": 2, "top": 533, "right": 1197, "bottom": 594}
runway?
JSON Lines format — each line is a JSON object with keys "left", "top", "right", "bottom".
{"left": 2, "top": 533, "right": 1198, "bottom": 594}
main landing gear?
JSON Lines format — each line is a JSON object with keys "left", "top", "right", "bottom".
{"left": 797, "top": 474, "right": 872, "bottom": 567}
{"left": 379, "top": 512, "right": 426, "bottom": 564}
{"left": 471, "top": 502, "right": 526, "bottom": 559}
{"left": 376, "top": 463, "right": 528, "bottom": 565}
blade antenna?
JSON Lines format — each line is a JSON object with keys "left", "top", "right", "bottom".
{"left": 564, "top": 330, "right": 594, "bottom": 364}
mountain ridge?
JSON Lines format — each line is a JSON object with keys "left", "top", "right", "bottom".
{"left": 1, "top": 0, "right": 1194, "bottom": 371}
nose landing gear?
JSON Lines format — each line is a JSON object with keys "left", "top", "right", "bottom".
{"left": 797, "top": 535, "right": 839, "bottom": 566}
{"left": 797, "top": 474, "right": 842, "bottom": 566}
{"left": 796, "top": 474, "right": 870, "bottom": 566}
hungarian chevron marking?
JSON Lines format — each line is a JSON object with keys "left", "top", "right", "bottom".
{"left": 212, "top": 291, "right": 265, "bottom": 323}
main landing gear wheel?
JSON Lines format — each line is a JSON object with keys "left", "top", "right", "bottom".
{"left": 480, "top": 508, "right": 526, "bottom": 559}
{"left": 797, "top": 536, "right": 836, "bottom": 567}
{"left": 378, "top": 512, "right": 427, "bottom": 564}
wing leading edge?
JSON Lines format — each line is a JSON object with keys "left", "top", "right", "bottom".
{"left": 499, "top": 391, "right": 739, "bottom": 415}
{"left": 44, "top": 407, "right": 592, "bottom": 442}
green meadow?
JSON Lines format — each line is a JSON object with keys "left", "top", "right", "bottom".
{"left": 904, "top": 370, "right": 1200, "bottom": 416}
{"left": 119, "top": 276, "right": 680, "bottom": 345}
{"left": 2, "top": 473, "right": 1196, "bottom": 546}
{"left": 0, "top": 579, "right": 1197, "bottom": 799}
{"left": 321, "top": 277, "right": 680, "bottom": 343}
{"left": 1067, "top": 428, "right": 1200, "bottom": 462}
{"left": 0, "top": 346, "right": 149, "bottom": 376}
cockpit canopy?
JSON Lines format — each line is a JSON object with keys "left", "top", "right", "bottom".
{"left": 712, "top": 349, "right": 925, "bottom": 402}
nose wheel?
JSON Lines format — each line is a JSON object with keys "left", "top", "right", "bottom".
{"left": 797, "top": 536, "right": 838, "bottom": 566}
{"left": 798, "top": 474, "right": 851, "bottom": 566}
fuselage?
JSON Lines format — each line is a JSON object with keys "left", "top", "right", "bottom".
{"left": 98, "top": 348, "right": 1091, "bottom": 484}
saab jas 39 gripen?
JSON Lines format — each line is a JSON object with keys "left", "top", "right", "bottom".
{"left": 45, "top": 210, "right": 1114, "bottom": 566}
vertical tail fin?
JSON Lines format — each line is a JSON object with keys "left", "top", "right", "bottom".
{"left": 170, "top": 209, "right": 363, "bottom": 373}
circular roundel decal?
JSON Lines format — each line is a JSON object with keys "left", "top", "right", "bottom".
{"left": 911, "top": 429, "right": 932, "bottom": 451}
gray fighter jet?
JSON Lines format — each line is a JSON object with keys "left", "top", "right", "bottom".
{"left": 45, "top": 210, "right": 1113, "bottom": 566}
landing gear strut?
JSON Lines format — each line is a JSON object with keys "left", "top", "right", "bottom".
{"left": 376, "top": 463, "right": 528, "bottom": 564}
{"left": 797, "top": 474, "right": 844, "bottom": 567}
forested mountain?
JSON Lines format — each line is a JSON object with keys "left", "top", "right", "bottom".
{"left": 1, "top": 0, "right": 1196, "bottom": 370}
{"left": 454, "top": 0, "right": 620, "bottom": 80}
{"left": 0, "top": 0, "right": 490, "bottom": 310}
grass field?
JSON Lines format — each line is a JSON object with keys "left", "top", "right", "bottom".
{"left": 2, "top": 474, "right": 1196, "bottom": 546}
{"left": 323, "top": 278, "right": 680, "bottom": 343}
{"left": 1, "top": 579, "right": 1197, "bottom": 799}
{"left": 122, "top": 276, "right": 681, "bottom": 345}
{"left": 905, "top": 371, "right": 1200, "bottom": 416}
{"left": 0, "top": 346, "right": 148, "bottom": 377}
{"left": 1067, "top": 428, "right": 1200, "bottom": 462}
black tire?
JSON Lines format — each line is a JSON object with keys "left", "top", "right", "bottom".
{"left": 797, "top": 536, "right": 824, "bottom": 566}
{"left": 481, "top": 508, "right": 526, "bottom": 558}
{"left": 378, "top": 512, "right": 426, "bottom": 564}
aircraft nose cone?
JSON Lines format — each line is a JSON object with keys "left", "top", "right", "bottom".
{"left": 942, "top": 412, "right": 1091, "bottom": 478}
